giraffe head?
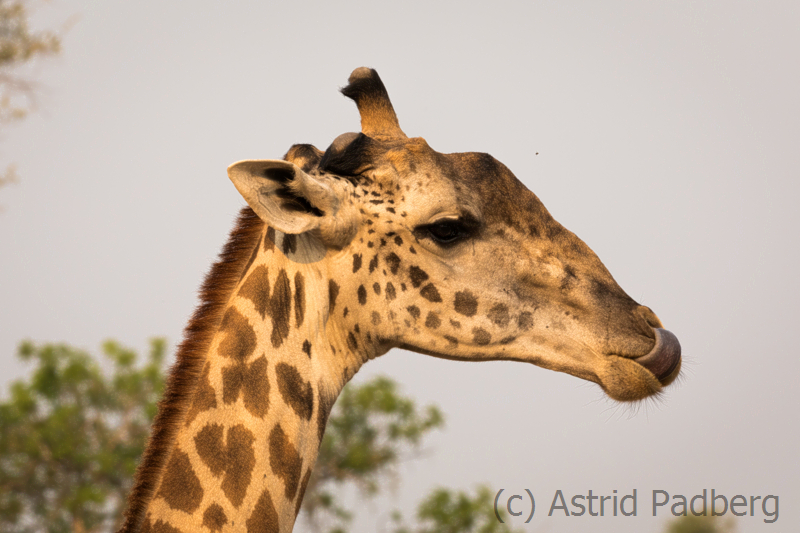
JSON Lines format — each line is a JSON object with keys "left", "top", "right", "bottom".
{"left": 229, "top": 67, "right": 681, "bottom": 402}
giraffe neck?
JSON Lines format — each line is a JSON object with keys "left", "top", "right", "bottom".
{"left": 133, "top": 224, "right": 368, "bottom": 533}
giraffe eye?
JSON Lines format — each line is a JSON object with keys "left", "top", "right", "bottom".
{"left": 424, "top": 220, "right": 466, "bottom": 244}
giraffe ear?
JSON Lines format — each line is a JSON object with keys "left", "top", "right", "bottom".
{"left": 227, "top": 159, "right": 358, "bottom": 246}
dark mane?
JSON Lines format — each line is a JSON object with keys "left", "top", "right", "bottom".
{"left": 118, "top": 207, "right": 264, "bottom": 532}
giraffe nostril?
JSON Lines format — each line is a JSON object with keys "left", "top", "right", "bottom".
{"left": 636, "top": 305, "right": 663, "bottom": 330}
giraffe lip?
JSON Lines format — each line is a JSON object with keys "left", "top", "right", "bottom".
{"left": 633, "top": 328, "right": 681, "bottom": 382}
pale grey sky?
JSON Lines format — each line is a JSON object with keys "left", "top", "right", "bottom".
{"left": 1, "top": 2, "right": 798, "bottom": 532}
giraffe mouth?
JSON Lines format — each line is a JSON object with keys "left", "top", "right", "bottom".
{"left": 632, "top": 328, "right": 682, "bottom": 383}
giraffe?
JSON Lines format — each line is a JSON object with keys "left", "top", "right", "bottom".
{"left": 119, "top": 67, "right": 681, "bottom": 533}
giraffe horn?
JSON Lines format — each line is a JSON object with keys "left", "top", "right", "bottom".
{"left": 341, "top": 67, "right": 407, "bottom": 139}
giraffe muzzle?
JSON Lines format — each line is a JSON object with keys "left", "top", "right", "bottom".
{"left": 632, "top": 329, "right": 682, "bottom": 382}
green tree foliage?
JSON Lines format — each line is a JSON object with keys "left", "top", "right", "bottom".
{"left": 391, "top": 486, "right": 523, "bottom": 533}
{"left": 0, "top": 0, "right": 60, "bottom": 192}
{"left": 1, "top": 341, "right": 450, "bottom": 533}
{"left": 299, "top": 376, "right": 444, "bottom": 532}
{"left": 665, "top": 515, "right": 736, "bottom": 533}
{"left": 0, "top": 0, "right": 59, "bottom": 124}
{"left": 0, "top": 340, "right": 166, "bottom": 533}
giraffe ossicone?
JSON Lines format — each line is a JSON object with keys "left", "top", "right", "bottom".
{"left": 121, "top": 67, "right": 681, "bottom": 533}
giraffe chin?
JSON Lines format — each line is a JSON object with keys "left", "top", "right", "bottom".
{"left": 595, "top": 329, "right": 681, "bottom": 402}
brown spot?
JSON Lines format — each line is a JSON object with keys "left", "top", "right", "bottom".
{"left": 239, "top": 265, "right": 271, "bottom": 318}
{"left": 454, "top": 291, "right": 478, "bottom": 317}
{"left": 203, "top": 504, "right": 228, "bottom": 532}
{"left": 317, "top": 389, "right": 333, "bottom": 442}
{"left": 518, "top": 311, "right": 534, "bottom": 330}
{"left": 420, "top": 283, "right": 442, "bottom": 302}
{"left": 219, "top": 307, "right": 257, "bottom": 362}
{"left": 472, "top": 327, "right": 491, "bottom": 346}
{"left": 295, "top": 468, "right": 312, "bottom": 516}
{"left": 222, "top": 425, "right": 257, "bottom": 508}
{"left": 269, "top": 269, "right": 292, "bottom": 348}
{"left": 276, "top": 362, "right": 314, "bottom": 421}
{"left": 328, "top": 280, "right": 340, "bottom": 312}
{"left": 347, "top": 331, "right": 358, "bottom": 350}
{"left": 487, "top": 303, "right": 510, "bottom": 327}
{"left": 352, "top": 253, "right": 363, "bottom": 273}
{"left": 401, "top": 283, "right": 407, "bottom": 291}
{"left": 444, "top": 335, "right": 458, "bottom": 347}
{"left": 156, "top": 448, "right": 203, "bottom": 513}
{"left": 385, "top": 282, "right": 397, "bottom": 301}
{"left": 369, "top": 254, "right": 379, "bottom": 272}
{"left": 282, "top": 234, "right": 297, "bottom": 255}
{"left": 240, "top": 241, "right": 260, "bottom": 281}
{"left": 373, "top": 282, "right": 382, "bottom": 295}
{"left": 222, "top": 355, "right": 270, "bottom": 418}
{"left": 143, "top": 519, "right": 183, "bottom": 533}
{"left": 269, "top": 424, "right": 304, "bottom": 500}
{"left": 357, "top": 285, "right": 367, "bottom": 305}
{"left": 265, "top": 227, "right": 276, "bottom": 251}
{"left": 246, "top": 489, "right": 280, "bottom": 533}
{"left": 372, "top": 311, "right": 381, "bottom": 325}
{"left": 294, "top": 272, "right": 305, "bottom": 328}
{"left": 425, "top": 312, "right": 441, "bottom": 329}
{"left": 386, "top": 252, "right": 401, "bottom": 274}
{"left": 185, "top": 362, "right": 216, "bottom": 426}
{"left": 409, "top": 246, "right": 417, "bottom": 254}
{"left": 302, "top": 340, "right": 312, "bottom": 358}
{"left": 343, "top": 307, "right": 349, "bottom": 317}
{"left": 195, "top": 424, "right": 256, "bottom": 508}
{"left": 449, "top": 318, "right": 462, "bottom": 329}
{"left": 407, "top": 305, "right": 421, "bottom": 320}
{"left": 409, "top": 266, "right": 429, "bottom": 288}
{"left": 386, "top": 207, "right": 396, "bottom": 214}
{"left": 499, "top": 335, "right": 516, "bottom": 344}
{"left": 195, "top": 423, "right": 225, "bottom": 476}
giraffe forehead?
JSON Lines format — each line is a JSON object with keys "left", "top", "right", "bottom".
{"left": 368, "top": 141, "right": 548, "bottom": 232}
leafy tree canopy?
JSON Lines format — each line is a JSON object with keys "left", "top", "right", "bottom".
{"left": 391, "top": 486, "right": 522, "bottom": 533}
{"left": 0, "top": 339, "right": 165, "bottom": 533}
{"left": 665, "top": 515, "right": 737, "bottom": 533}
{"left": 0, "top": 0, "right": 60, "bottom": 124}
{"left": 0, "top": 0, "right": 60, "bottom": 192}
{"left": 0, "top": 340, "right": 450, "bottom": 533}
{"left": 304, "top": 375, "right": 444, "bottom": 531}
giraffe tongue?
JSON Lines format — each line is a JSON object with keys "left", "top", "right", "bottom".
{"left": 633, "top": 329, "right": 681, "bottom": 382}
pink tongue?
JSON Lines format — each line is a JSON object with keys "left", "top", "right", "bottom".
{"left": 634, "top": 329, "right": 681, "bottom": 381}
